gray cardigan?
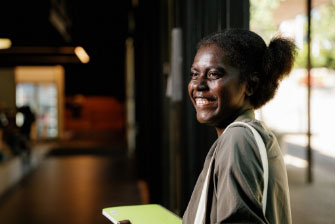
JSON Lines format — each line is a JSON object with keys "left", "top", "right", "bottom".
{"left": 183, "top": 110, "right": 292, "bottom": 224}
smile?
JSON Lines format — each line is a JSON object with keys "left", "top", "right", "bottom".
{"left": 195, "top": 98, "right": 215, "bottom": 106}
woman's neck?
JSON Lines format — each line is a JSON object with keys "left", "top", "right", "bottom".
{"left": 215, "top": 106, "right": 253, "bottom": 137}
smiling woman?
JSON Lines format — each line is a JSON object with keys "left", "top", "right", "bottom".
{"left": 189, "top": 44, "right": 250, "bottom": 136}
{"left": 183, "top": 29, "right": 296, "bottom": 224}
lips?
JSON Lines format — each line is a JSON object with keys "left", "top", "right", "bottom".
{"left": 194, "top": 97, "right": 215, "bottom": 106}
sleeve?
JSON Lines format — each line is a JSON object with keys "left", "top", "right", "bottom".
{"left": 213, "top": 126, "right": 269, "bottom": 224}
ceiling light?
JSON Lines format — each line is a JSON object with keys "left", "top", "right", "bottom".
{"left": 74, "top": 46, "right": 90, "bottom": 64}
{"left": 0, "top": 38, "right": 12, "bottom": 49}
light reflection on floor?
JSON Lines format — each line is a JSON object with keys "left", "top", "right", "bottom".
{"left": 0, "top": 154, "right": 141, "bottom": 224}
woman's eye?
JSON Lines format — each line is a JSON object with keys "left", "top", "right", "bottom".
{"left": 208, "top": 72, "right": 221, "bottom": 79}
{"left": 190, "top": 72, "right": 198, "bottom": 79}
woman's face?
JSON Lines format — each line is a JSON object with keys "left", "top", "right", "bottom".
{"left": 188, "top": 43, "right": 250, "bottom": 128}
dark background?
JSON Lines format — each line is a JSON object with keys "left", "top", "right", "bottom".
{"left": 0, "top": 0, "right": 250, "bottom": 212}
{"left": 0, "top": 0, "right": 129, "bottom": 100}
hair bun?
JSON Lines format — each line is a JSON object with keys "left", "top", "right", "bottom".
{"left": 264, "top": 36, "right": 297, "bottom": 81}
{"left": 251, "top": 36, "right": 297, "bottom": 108}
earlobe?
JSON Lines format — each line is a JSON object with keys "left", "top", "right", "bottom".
{"left": 246, "top": 73, "right": 259, "bottom": 96}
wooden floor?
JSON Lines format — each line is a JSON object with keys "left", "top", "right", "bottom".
{"left": 0, "top": 146, "right": 142, "bottom": 224}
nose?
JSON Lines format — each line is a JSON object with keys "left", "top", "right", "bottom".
{"left": 195, "top": 76, "right": 208, "bottom": 91}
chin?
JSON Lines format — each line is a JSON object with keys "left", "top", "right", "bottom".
{"left": 196, "top": 112, "right": 234, "bottom": 128}
{"left": 196, "top": 115, "right": 216, "bottom": 126}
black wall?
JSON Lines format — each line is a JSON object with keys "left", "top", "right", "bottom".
{"left": 133, "top": 0, "right": 164, "bottom": 204}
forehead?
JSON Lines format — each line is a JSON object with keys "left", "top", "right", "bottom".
{"left": 193, "top": 44, "right": 227, "bottom": 66}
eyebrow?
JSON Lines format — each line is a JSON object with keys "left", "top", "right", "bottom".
{"left": 190, "top": 65, "right": 225, "bottom": 71}
{"left": 207, "top": 65, "right": 225, "bottom": 71}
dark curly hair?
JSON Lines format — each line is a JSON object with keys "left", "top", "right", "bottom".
{"left": 196, "top": 29, "right": 297, "bottom": 109}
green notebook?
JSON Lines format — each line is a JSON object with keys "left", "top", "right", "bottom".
{"left": 102, "top": 204, "right": 182, "bottom": 224}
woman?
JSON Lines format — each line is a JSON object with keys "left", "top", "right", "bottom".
{"left": 183, "top": 29, "right": 296, "bottom": 223}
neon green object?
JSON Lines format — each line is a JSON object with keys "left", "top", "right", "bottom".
{"left": 102, "top": 204, "right": 182, "bottom": 224}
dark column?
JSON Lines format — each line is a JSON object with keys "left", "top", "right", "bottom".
{"left": 133, "top": 0, "right": 164, "bottom": 204}
{"left": 306, "top": 0, "right": 313, "bottom": 183}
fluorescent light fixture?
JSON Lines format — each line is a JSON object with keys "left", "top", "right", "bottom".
{"left": 74, "top": 46, "right": 90, "bottom": 63}
{"left": 0, "top": 38, "right": 12, "bottom": 49}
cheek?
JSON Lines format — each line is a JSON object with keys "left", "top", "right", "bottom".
{"left": 231, "top": 81, "right": 247, "bottom": 99}
{"left": 188, "top": 81, "right": 194, "bottom": 99}
{"left": 211, "top": 80, "right": 242, "bottom": 105}
{"left": 209, "top": 80, "right": 225, "bottom": 99}
{"left": 225, "top": 83, "right": 247, "bottom": 105}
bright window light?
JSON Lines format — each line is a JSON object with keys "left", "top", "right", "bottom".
{"left": 74, "top": 46, "right": 90, "bottom": 64}
{"left": 0, "top": 38, "right": 12, "bottom": 49}
{"left": 284, "top": 154, "right": 308, "bottom": 168}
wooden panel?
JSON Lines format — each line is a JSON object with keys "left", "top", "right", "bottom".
{"left": 65, "top": 96, "right": 124, "bottom": 131}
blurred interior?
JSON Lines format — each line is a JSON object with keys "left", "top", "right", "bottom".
{"left": 0, "top": 0, "right": 334, "bottom": 223}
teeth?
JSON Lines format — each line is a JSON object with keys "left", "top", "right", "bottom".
{"left": 195, "top": 98, "right": 210, "bottom": 105}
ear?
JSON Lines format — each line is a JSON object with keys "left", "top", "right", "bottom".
{"left": 246, "top": 73, "right": 259, "bottom": 96}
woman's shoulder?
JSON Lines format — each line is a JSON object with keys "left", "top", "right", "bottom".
{"left": 215, "top": 118, "right": 281, "bottom": 163}
{"left": 213, "top": 120, "right": 265, "bottom": 176}
{"left": 218, "top": 119, "right": 276, "bottom": 145}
